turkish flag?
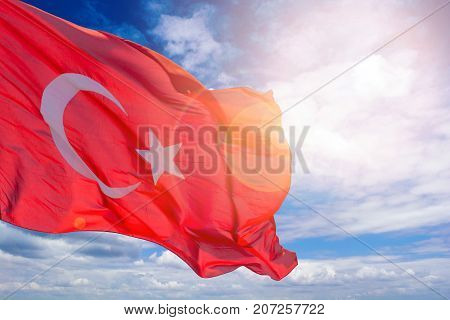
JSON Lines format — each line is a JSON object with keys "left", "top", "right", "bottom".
{"left": 0, "top": 0, "right": 297, "bottom": 279}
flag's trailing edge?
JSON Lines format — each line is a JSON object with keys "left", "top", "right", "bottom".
{"left": 0, "top": 0, "right": 297, "bottom": 280}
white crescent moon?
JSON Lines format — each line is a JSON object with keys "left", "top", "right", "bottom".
{"left": 40, "top": 73, "right": 140, "bottom": 199}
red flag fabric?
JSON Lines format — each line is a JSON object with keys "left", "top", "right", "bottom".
{"left": 0, "top": 0, "right": 297, "bottom": 280}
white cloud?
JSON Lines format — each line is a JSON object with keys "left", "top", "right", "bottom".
{"left": 71, "top": 278, "right": 90, "bottom": 286}
{"left": 1, "top": 237, "right": 448, "bottom": 299}
{"left": 289, "top": 262, "right": 337, "bottom": 284}
{"left": 152, "top": 6, "right": 235, "bottom": 85}
{"left": 153, "top": 8, "right": 220, "bottom": 69}
{"left": 149, "top": 251, "right": 189, "bottom": 269}
{"left": 355, "top": 266, "right": 396, "bottom": 280}
{"left": 133, "top": 259, "right": 145, "bottom": 266}
{"left": 254, "top": 1, "right": 450, "bottom": 238}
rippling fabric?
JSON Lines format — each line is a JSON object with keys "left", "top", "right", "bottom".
{"left": 0, "top": 0, "right": 297, "bottom": 280}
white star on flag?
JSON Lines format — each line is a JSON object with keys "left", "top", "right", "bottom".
{"left": 136, "top": 130, "right": 184, "bottom": 184}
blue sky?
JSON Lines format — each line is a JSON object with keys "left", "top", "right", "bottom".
{"left": 1, "top": 0, "right": 449, "bottom": 299}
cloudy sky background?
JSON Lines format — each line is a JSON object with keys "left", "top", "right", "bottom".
{"left": 1, "top": 0, "right": 449, "bottom": 299}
